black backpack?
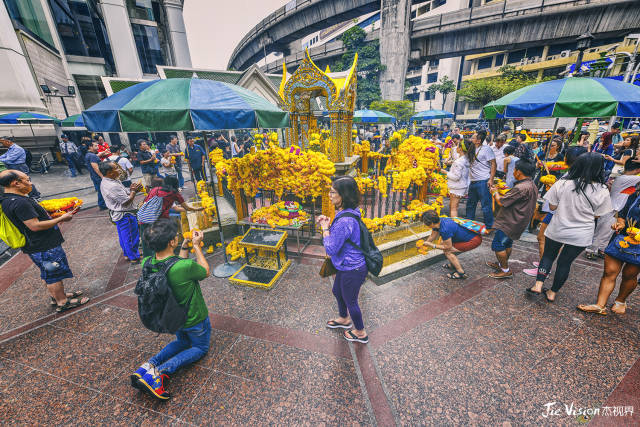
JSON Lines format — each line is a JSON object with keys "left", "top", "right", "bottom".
{"left": 134, "top": 256, "right": 194, "bottom": 334}
{"left": 337, "top": 212, "right": 384, "bottom": 276}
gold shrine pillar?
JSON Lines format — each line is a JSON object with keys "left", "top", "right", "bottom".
{"left": 329, "top": 112, "right": 343, "bottom": 163}
{"left": 321, "top": 187, "right": 335, "bottom": 220}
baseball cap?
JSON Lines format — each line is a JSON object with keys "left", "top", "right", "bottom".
{"left": 612, "top": 122, "right": 621, "bottom": 129}
{"left": 60, "top": 133, "right": 68, "bottom": 139}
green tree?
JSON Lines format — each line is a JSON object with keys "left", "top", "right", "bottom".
{"left": 432, "top": 76, "right": 456, "bottom": 110}
{"left": 456, "top": 65, "right": 554, "bottom": 109}
{"left": 427, "top": 85, "right": 438, "bottom": 109}
{"left": 369, "top": 100, "right": 414, "bottom": 123}
{"left": 333, "top": 26, "right": 383, "bottom": 107}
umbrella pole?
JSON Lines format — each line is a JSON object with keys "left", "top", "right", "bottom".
{"left": 542, "top": 117, "right": 560, "bottom": 170}
{"left": 201, "top": 130, "right": 241, "bottom": 278}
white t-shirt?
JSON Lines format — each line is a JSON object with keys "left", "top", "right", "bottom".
{"left": 609, "top": 174, "right": 640, "bottom": 212}
{"left": 160, "top": 157, "right": 176, "bottom": 175}
{"left": 469, "top": 144, "right": 496, "bottom": 181}
{"left": 544, "top": 180, "right": 612, "bottom": 247}
{"left": 492, "top": 144, "right": 506, "bottom": 172}
{"left": 108, "top": 154, "right": 133, "bottom": 180}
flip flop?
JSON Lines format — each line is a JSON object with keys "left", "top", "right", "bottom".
{"left": 577, "top": 304, "right": 607, "bottom": 315}
{"left": 343, "top": 330, "right": 369, "bottom": 344}
{"left": 50, "top": 291, "right": 83, "bottom": 306}
{"left": 486, "top": 261, "right": 501, "bottom": 271}
{"left": 525, "top": 287, "right": 548, "bottom": 296}
{"left": 442, "top": 263, "right": 454, "bottom": 270}
{"left": 326, "top": 320, "right": 353, "bottom": 329}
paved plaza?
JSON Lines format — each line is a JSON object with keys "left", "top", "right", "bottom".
{"left": 0, "top": 205, "right": 638, "bottom": 426}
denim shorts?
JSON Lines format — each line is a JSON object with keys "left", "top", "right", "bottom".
{"left": 491, "top": 229, "right": 513, "bottom": 252}
{"left": 27, "top": 245, "right": 73, "bottom": 284}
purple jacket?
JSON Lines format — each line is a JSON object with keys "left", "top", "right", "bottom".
{"left": 323, "top": 208, "right": 366, "bottom": 271}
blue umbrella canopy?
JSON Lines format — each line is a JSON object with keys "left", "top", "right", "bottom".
{"left": 411, "top": 109, "right": 454, "bottom": 121}
{"left": 82, "top": 78, "right": 290, "bottom": 132}
{"left": 0, "top": 111, "right": 60, "bottom": 124}
{"left": 353, "top": 109, "right": 396, "bottom": 124}
{"left": 483, "top": 77, "right": 640, "bottom": 119}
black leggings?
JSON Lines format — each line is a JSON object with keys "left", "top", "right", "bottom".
{"left": 536, "top": 236, "right": 585, "bottom": 292}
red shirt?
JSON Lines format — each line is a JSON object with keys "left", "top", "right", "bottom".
{"left": 144, "top": 187, "right": 184, "bottom": 218}
{"left": 97, "top": 142, "right": 111, "bottom": 158}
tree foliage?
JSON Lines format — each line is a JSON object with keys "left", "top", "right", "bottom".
{"left": 429, "top": 76, "right": 456, "bottom": 109}
{"left": 333, "top": 26, "right": 383, "bottom": 107}
{"left": 369, "top": 100, "right": 414, "bottom": 123}
{"left": 456, "top": 65, "right": 555, "bottom": 108}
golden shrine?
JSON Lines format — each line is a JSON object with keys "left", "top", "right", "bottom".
{"left": 278, "top": 49, "right": 358, "bottom": 164}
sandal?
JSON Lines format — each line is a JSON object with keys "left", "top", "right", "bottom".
{"left": 50, "top": 291, "right": 83, "bottom": 306}
{"left": 543, "top": 290, "right": 555, "bottom": 303}
{"left": 442, "top": 263, "right": 454, "bottom": 270}
{"left": 326, "top": 320, "right": 353, "bottom": 329}
{"left": 577, "top": 304, "right": 607, "bottom": 315}
{"left": 611, "top": 301, "right": 629, "bottom": 315}
{"left": 447, "top": 271, "right": 468, "bottom": 280}
{"left": 343, "top": 330, "right": 369, "bottom": 344}
{"left": 525, "top": 286, "right": 548, "bottom": 296}
{"left": 585, "top": 252, "right": 598, "bottom": 260}
{"left": 56, "top": 296, "right": 90, "bottom": 313}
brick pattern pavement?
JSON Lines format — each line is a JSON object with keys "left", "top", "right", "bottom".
{"left": 0, "top": 207, "right": 639, "bottom": 425}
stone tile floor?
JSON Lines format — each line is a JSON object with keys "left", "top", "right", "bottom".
{"left": 0, "top": 207, "right": 639, "bottom": 426}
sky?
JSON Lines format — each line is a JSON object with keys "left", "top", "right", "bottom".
{"left": 183, "top": 0, "right": 290, "bottom": 70}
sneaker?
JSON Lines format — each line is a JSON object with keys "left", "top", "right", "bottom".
{"left": 532, "top": 261, "right": 539, "bottom": 268}
{"left": 130, "top": 362, "right": 151, "bottom": 389}
{"left": 522, "top": 268, "right": 538, "bottom": 277}
{"left": 139, "top": 369, "right": 171, "bottom": 401}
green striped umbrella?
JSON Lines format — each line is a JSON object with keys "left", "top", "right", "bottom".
{"left": 483, "top": 77, "right": 640, "bottom": 119}
{"left": 59, "top": 114, "right": 85, "bottom": 128}
{"left": 82, "top": 78, "right": 290, "bottom": 131}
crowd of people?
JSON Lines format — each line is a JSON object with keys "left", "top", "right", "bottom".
{"left": 3, "top": 121, "right": 640, "bottom": 402}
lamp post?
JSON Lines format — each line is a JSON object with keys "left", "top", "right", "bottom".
{"left": 574, "top": 31, "right": 594, "bottom": 76}
{"left": 412, "top": 86, "right": 419, "bottom": 112}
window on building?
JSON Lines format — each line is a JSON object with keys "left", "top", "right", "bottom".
{"left": 526, "top": 46, "right": 544, "bottom": 59}
{"left": 427, "top": 73, "right": 438, "bottom": 83}
{"left": 126, "top": 0, "right": 154, "bottom": 21}
{"left": 477, "top": 57, "right": 492, "bottom": 70}
{"left": 429, "top": 59, "right": 439, "bottom": 69}
{"left": 547, "top": 42, "right": 575, "bottom": 56}
{"left": 494, "top": 54, "right": 505, "bottom": 67}
{"left": 49, "top": 1, "right": 115, "bottom": 74}
{"left": 3, "top": 0, "right": 55, "bottom": 47}
{"left": 407, "top": 92, "right": 419, "bottom": 102}
{"left": 542, "top": 66, "right": 565, "bottom": 79}
{"left": 132, "top": 24, "right": 165, "bottom": 74}
{"left": 406, "top": 76, "right": 421, "bottom": 86}
{"left": 73, "top": 74, "right": 106, "bottom": 108}
{"left": 507, "top": 49, "right": 526, "bottom": 64}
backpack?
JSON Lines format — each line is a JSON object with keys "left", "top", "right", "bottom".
{"left": 114, "top": 156, "right": 129, "bottom": 182}
{"left": 0, "top": 199, "right": 26, "bottom": 249}
{"left": 137, "top": 189, "right": 163, "bottom": 224}
{"left": 134, "top": 256, "right": 193, "bottom": 334}
{"left": 337, "top": 212, "right": 384, "bottom": 276}
{"left": 451, "top": 217, "right": 489, "bottom": 235}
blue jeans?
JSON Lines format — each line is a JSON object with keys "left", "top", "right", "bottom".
{"left": 175, "top": 162, "right": 184, "bottom": 187}
{"left": 149, "top": 317, "right": 211, "bottom": 375}
{"left": 491, "top": 229, "right": 513, "bottom": 252}
{"left": 91, "top": 175, "right": 106, "bottom": 209}
{"left": 466, "top": 179, "right": 493, "bottom": 228}
{"left": 63, "top": 154, "right": 77, "bottom": 176}
{"left": 332, "top": 265, "right": 368, "bottom": 330}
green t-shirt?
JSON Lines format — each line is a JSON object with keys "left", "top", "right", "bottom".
{"left": 144, "top": 255, "right": 208, "bottom": 329}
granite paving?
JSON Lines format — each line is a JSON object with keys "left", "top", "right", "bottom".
{"left": 0, "top": 206, "right": 639, "bottom": 425}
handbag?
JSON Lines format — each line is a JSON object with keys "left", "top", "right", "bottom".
{"left": 137, "top": 188, "right": 163, "bottom": 224}
{"left": 319, "top": 257, "right": 337, "bottom": 277}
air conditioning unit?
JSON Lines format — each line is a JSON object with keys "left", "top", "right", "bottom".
{"left": 519, "top": 58, "right": 527, "bottom": 66}
{"left": 560, "top": 50, "right": 571, "bottom": 58}
{"left": 546, "top": 54, "right": 558, "bottom": 61}
{"left": 530, "top": 56, "right": 540, "bottom": 63}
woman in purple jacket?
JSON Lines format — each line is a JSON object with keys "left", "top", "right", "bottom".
{"left": 316, "top": 176, "right": 369, "bottom": 344}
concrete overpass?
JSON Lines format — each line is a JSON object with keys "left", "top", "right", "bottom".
{"left": 259, "top": 0, "right": 640, "bottom": 75}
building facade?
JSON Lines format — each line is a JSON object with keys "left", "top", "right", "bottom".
{"left": 0, "top": 0, "right": 191, "bottom": 148}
